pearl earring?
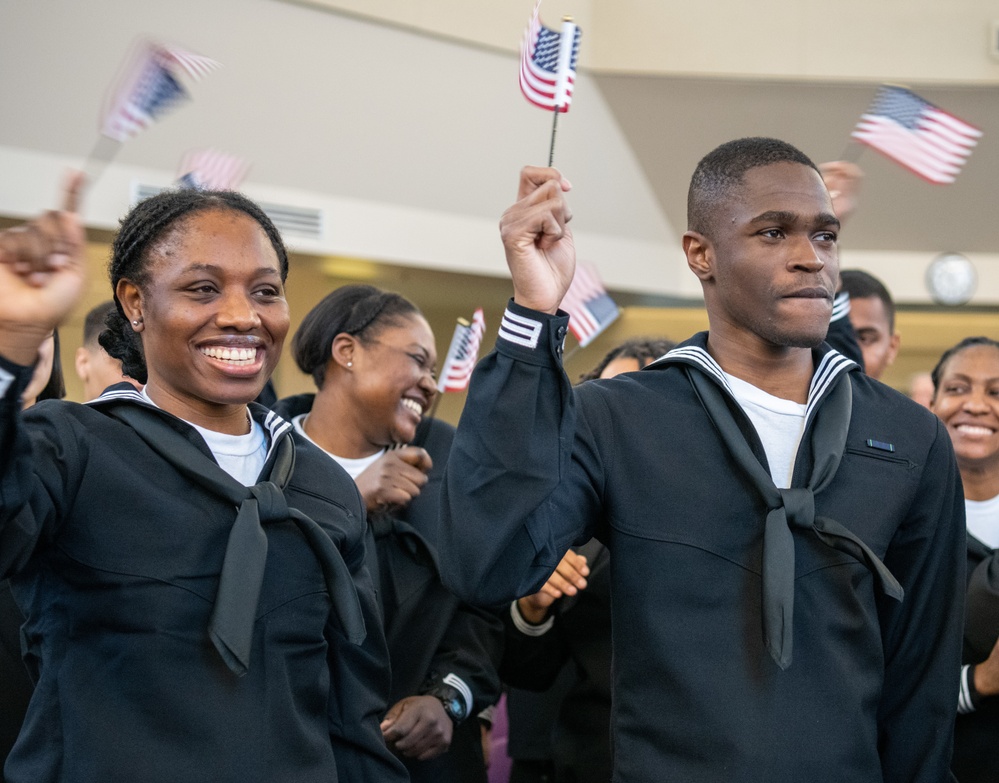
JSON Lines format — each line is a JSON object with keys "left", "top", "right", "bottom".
{"left": 346, "top": 361, "right": 353, "bottom": 368}
{"left": 132, "top": 320, "right": 139, "bottom": 326}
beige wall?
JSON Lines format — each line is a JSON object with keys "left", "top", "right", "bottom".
{"left": 289, "top": 0, "right": 999, "bottom": 82}
{"left": 4, "top": 0, "right": 996, "bottom": 407}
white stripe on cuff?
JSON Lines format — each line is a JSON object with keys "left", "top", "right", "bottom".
{"left": 510, "top": 600, "right": 554, "bottom": 637}
{"left": 442, "top": 672, "right": 474, "bottom": 717}
{"left": 498, "top": 309, "right": 543, "bottom": 350}
{"left": 958, "top": 664, "right": 976, "bottom": 714}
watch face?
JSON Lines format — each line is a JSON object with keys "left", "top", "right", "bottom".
{"left": 926, "top": 252, "right": 976, "bottom": 306}
{"left": 445, "top": 697, "right": 466, "bottom": 721}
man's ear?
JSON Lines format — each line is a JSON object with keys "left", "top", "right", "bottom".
{"left": 886, "top": 332, "right": 901, "bottom": 367}
{"left": 74, "top": 346, "right": 90, "bottom": 384}
{"left": 683, "top": 231, "right": 715, "bottom": 282}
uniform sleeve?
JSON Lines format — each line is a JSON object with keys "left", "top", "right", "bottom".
{"left": 825, "top": 292, "right": 864, "bottom": 368}
{"left": 964, "top": 547, "right": 999, "bottom": 665}
{"left": 0, "top": 358, "right": 81, "bottom": 580}
{"left": 438, "top": 301, "right": 605, "bottom": 606}
{"left": 876, "top": 417, "right": 965, "bottom": 783}
{"left": 325, "top": 486, "right": 409, "bottom": 783}
{"left": 420, "top": 601, "right": 505, "bottom": 717}
{"left": 499, "top": 600, "right": 571, "bottom": 692}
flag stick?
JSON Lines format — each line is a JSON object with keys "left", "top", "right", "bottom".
{"left": 562, "top": 342, "right": 584, "bottom": 365}
{"left": 81, "top": 136, "right": 122, "bottom": 191}
{"left": 548, "top": 107, "right": 560, "bottom": 167}
{"left": 839, "top": 139, "right": 864, "bottom": 163}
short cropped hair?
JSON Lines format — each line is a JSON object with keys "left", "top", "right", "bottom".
{"left": 687, "top": 137, "right": 820, "bottom": 236}
{"left": 840, "top": 269, "right": 896, "bottom": 333}
{"left": 83, "top": 301, "right": 118, "bottom": 348}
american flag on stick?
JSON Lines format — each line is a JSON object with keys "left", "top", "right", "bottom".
{"left": 101, "top": 39, "right": 221, "bottom": 143}
{"left": 437, "top": 309, "right": 486, "bottom": 393}
{"left": 851, "top": 86, "right": 982, "bottom": 185}
{"left": 177, "top": 149, "right": 251, "bottom": 191}
{"left": 520, "top": 1, "right": 582, "bottom": 113}
{"left": 560, "top": 262, "right": 619, "bottom": 347}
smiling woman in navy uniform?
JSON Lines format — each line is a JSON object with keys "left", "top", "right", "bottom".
{"left": 274, "top": 284, "right": 503, "bottom": 783}
{"left": 0, "top": 179, "right": 405, "bottom": 783}
{"left": 930, "top": 337, "right": 999, "bottom": 783}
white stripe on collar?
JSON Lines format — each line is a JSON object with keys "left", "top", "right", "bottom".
{"left": 652, "top": 344, "right": 855, "bottom": 413}
{"left": 805, "top": 351, "right": 855, "bottom": 420}
{"left": 0, "top": 365, "right": 16, "bottom": 399}
{"left": 87, "top": 386, "right": 146, "bottom": 406}
{"left": 90, "top": 386, "right": 293, "bottom": 463}
{"left": 649, "top": 345, "right": 733, "bottom": 394}
{"left": 831, "top": 291, "right": 850, "bottom": 322}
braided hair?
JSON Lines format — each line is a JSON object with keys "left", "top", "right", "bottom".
{"left": 99, "top": 190, "right": 288, "bottom": 384}
{"left": 293, "top": 284, "right": 421, "bottom": 388}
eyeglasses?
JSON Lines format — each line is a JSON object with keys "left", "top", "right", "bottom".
{"left": 366, "top": 340, "right": 438, "bottom": 383}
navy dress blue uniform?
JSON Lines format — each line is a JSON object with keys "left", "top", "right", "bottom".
{"left": 275, "top": 395, "right": 504, "bottom": 783}
{"left": 953, "top": 533, "right": 999, "bottom": 783}
{"left": 440, "top": 301, "right": 965, "bottom": 783}
{"left": 0, "top": 363, "right": 406, "bottom": 783}
{"left": 502, "top": 539, "right": 612, "bottom": 783}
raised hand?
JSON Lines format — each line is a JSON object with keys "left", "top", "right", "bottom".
{"left": 818, "top": 161, "right": 863, "bottom": 224}
{"left": 516, "top": 548, "right": 589, "bottom": 624}
{"left": 499, "top": 166, "right": 575, "bottom": 314}
{"left": 354, "top": 446, "right": 433, "bottom": 513}
{"left": 0, "top": 172, "right": 86, "bottom": 365}
{"left": 380, "top": 694, "right": 454, "bottom": 761}
{"left": 974, "top": 636, "right": 999, "bottom": 698}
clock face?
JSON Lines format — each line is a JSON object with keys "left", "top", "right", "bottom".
{"left": 925, "top": 253, "right": 976, "bottom": 306}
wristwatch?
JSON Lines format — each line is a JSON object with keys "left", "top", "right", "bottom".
{"left": 428, "top": 684, "right": 467, "bottom": 725}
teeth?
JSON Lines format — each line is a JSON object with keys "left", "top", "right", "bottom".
{"left": 957, "top": 424, "right": 994, "bottom": 436}
{"left": 401, "top": 398, "right": 423, "bottom": 416}
{"left": 201, "top": 346, "right": 257, "bottom": 364}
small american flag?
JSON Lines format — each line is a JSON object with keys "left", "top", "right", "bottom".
{"left": 101, "top": 40, "right": 221, "bottom": 143}
{"left": 437, "top": 309, "right": 486, "bottom": 393}
{"left": 560, "top": 263, "right": 618, "bottom": 347}
{"left": 851, "top": 86, "right": 982, "bottom": 185}
{"left": 519, "top": 1, "right": 581, "bottom": 113}
{"left": 177, "top": 149, "right": 251, "bottom": 191}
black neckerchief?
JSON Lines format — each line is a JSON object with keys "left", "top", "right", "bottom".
{"left": 93, "top": 390, "right": 366, "bottom": 677}
{"left": 648, "top": 336, "right": 903, "bottom": 669}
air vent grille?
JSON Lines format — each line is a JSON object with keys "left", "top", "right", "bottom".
{"left": 132, "top": 183, "right": 324, "bottom": 241}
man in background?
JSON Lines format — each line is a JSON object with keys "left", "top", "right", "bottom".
{"left": 840, "top": 269, "right": 900, "bottom": 380}
{"left": 74, "top": 301, "right": 139, "bottom": 400}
